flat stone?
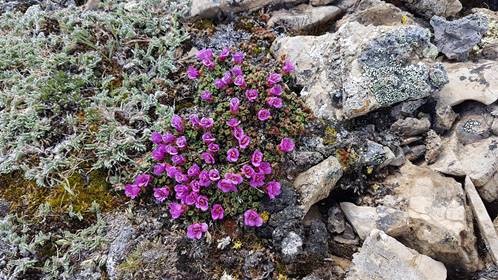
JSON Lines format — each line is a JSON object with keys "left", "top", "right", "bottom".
{"left": 465, "top": 176, "right": 498, "bottom": 265}
{"left": 293, "top": 155, "right": 343, "bottom": 215}
{"left": 337, "top": 0, "right": 416, "bottom": 27}
{"left": 437, "top": 60, "right": 498, "bottom": 107}
{"left": 268, "top": 5, "right": 342, "bottom": 31}
{"left": 345, "top": 230, "right": 447, "bottom": 280}
{"left": 391, "top": 117, "right": 431, "bottom": 138}
{"left": 399, "top": 0, "right": 462, "bottom": 19}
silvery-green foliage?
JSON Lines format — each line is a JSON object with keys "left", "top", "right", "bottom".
{"left": 0, "top": 0, "right": 189, "bottom": 187}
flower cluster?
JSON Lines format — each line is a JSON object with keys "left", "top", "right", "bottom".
{"left": 125, "top": 48, "right": 308, "bottom": 239}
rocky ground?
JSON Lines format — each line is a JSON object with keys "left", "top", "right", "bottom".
{"left": 3, "top": 0, "right": 498, "bottom": 279}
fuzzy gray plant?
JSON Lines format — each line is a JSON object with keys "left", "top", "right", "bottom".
{"left": 0, "top": 0, "right": 190, "bottom": 187}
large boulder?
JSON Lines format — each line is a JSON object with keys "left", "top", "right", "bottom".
{"left": 272, "top": 22, "right": 448, "bottom": 120}
{"left": 345, "top": 230, "right": 447, "bottom": 280}
{"left": 437, "top": 60, "right": 498, "bottom": 107}
{"left": 293, "top": 155, "right": 343, "bottom": 214}
{"left": 384, "top": 162, "right": 479, "bottom": 271}
{"left": 431, "top": 14, "right": 489, "bottom": 61}
{"left": 399, "top": 0, "right": 462, "bottom": 19}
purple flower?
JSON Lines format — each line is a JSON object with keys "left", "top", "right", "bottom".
{"left": 245, "top": 89, "right": 259, "bottom": 102}
{"left": 165, "top": 145, "right": 178, "bottom": 156}
{"left": 232, "top": 126, "right": 244, "bottom": 141}
{"left": 266, "top": 181, "right": 281, "bottom": 200}
{"left": 232, "top": 51, "right": 245, "bottom": 64}
{"left": 267, "top": 73, "right": 282, "bottom": 86}
{"left": 267, "top": 96, "right": 283, "bottom": 108}
{"left": 202, "top": 132, "right": 216, "bottom": 144}
{"left": 226, "top": 118, "right": 240, "bottom": 128}
{"left": 171, "top": 154, "right": 186, "bottom": 166}
{"left": 268, "top": 84, "right": 283, "bottom": 96}
{"left": 176, "top": 136, "right": 187, "bottom": 149}
{"left": 124, "top": 184, "right": 141, "bottom": 199}
{"left": 238, "top": 135, "right": 251, "bottom": 149}
{"left": 134, "top": 174, "right": 152, "bottom": 188}
{"left": 251, "top": 149, "right": 264, "bottom": 167}
{"left": 208, "top": 143, "right": 220, "bottom": 153}
{"left": 188, "top": 164, "right": 200, "bottom": 177}
{"left": 199, "top": 170, "right": 211, "bottom": 187}
{"left": 153, "top": 187, "right": 170, "bottom": 202}
{"left": 231, "top": 65, "right": 243, "bottom": 76}
{"left": 174, "top": 185, "right": 189, "bottom": 201}
{"left": 152, "top": 145, "right": 167, "bottom": 161}
{"left": 201, "top": 151, "right": 215, "bottom": 164}
{"left": 199, "top": 117, "right": 214, "bottom": 130}
{"left": 221, "top": 71, "right": 232, "bottom": 85}
{"left": 257, "top": 109, "right": 271, "bottom": 121}
{"left": 196, "top": 48, "right": 213, "bottom": 61}
{"left": 225, "top": 173, "right": 243, "bottom": 185}
{"left": 169, "top": 203, "right": 186, "bottom": 219}
{"left": 186, "top": 223, "right": 208, "bottom": 240}
{"left": 211, "top": 204, "right": 225, "bottom": 220}
{"left": 226, "top": 147, "right": 240, "bottom": 162}
{"left": 244, "top": 209, "right": 263, "bottom": 227}
{"left": 150, "top": 131, "right": 162, "bottom": 144}
{"left": 184, "top": 192, "right": 198, "bottom": 206}
{"left": 230, "top": 98, "right": 240, "bottom": 114}
{"left": 166, "top": 165, "right": 180, "bottom": 178}
{"left": 175, "top": 172, "right": 189, "bottom": 184}
{"left": 203, "top": 59, "right": 215, "bottom": 69}
{"left": 217, "top": 179, "right": 237, "bottom": 193}
{"left": 189, "top": 114, "right": 201, "bottom": 128}
{"left": 259, "top": 162, "right": 272, "bottom": 175}
{"left": 282, "top": 59, "right": 295, "bottom": 74}
{"left": 278, "top": 137, "right": 295, "bottom": 153}
{"left": 214, "top": 79, "right": 226, "bottom": 89}
{"left": 208, "top": 169, "right": 220, "bottom": 181}
{"left": 195, "top": 195, "right": 209, "bottom": 211}
{"left": 171, "top": 114, "right": 184, "bottom": 133}
{"left": 190, "top": 180, "right": 201, "bottom": 192}
{"left": 153, "top": 163, "right": 166, "bottom": 176}
{"left": 162, "top": 132, "right": 175, "bottom": 144}
{"left": 219, "top": 48, "right": 230, "bottom": 61}
{"left": 233, "top": 75, "right": 246, "bottom": 88}
{"left": 187, "top": 66, "right": 199, "bottom": 80}
{"left": 249, "top": 172, "right": 265, "bottom": 188}
{"left": 200, "top": 90, "right": 213, "bottom": 102}
{"left": 241, "top": 164, "right": 256, "bottom": 178}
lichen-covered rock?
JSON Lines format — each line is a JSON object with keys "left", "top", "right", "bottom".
{"left": 424, "top": 130, "right": 442, "bottom": 164}
{"left": 280, "top": 231, "right": 303, "bottom": 262}
{"left": 455, "top": 106, "right": 492, "bottom": 145}
{"left": 345, "top": 230, "right": 447, "bottom": 280}
{"left": 390, "top": 117, "right": 431, "bottom": 138}
{"left": 437, "top": 60, "right": 498, "bottom": 107}
{"left": 189, "top": 0, "right": 306, "bottom": 18}
{"left": 473, "top": 8, "right": 498, "bottom": 60}
{"left": 431, "top": 14, "right": 489, "bottom": 61}
{"left": 385, "top": 162, "right": 479, "bottom": 271}
{"left": 293, "top": 155, "right": 343, "bottom": 214}
{"left": 362, "top": 140, "right": 395, "bottom": 168}
{"left": 272, "top": 22, "right": 447, "bottom": 120}
{"left": 305, "top": 219, "right": 329, "bottom": 259}
{"left": 399, "top": 0, "right": 462, "bottom": 19}
{"left": 105, "top": 215, "right": 136, "bottom": 279}
{"left": 340, "top": 202, "right": 410, "bottom": 240}
{"left": 268, "top": 5, "right": 342, "bottom": 31}
{"left": 434, "top": 105, "right": 457, "bottom": 133}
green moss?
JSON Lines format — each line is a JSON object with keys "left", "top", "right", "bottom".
{"left": 323, "top": 126, "right": 337, "bottom": 145}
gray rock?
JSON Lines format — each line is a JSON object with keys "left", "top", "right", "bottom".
{"left": 391, "top": 99, "right": 427, "bottom": 119}
{"left": 362, "top": 140, "right": 395, "bottom": 168}
{"left": 437, "top": 60, "right": 498, "bottom": 107}
{"left": 391, "top": 117, "right": 431, "bottom": 137}
{"left": 243, "top": 251, "right": 275, "bottom": 279}
{"left": 475, "top": 265, "right": 498, "bottom": 280}
{"left": 293, "top": 155, "right": 343, "bottom": 214}
{"left": 337, "top": 0, "right": 416, "bottom": 27}
{"left": 268, "top": 5, "right": 343, "bottom": 31}
{"left": 425, "top": 130, "right": 442, "bottom": 164}
{"left": 310, "top": 0, "right": 334, "bottom": 6}
{"left": 0, "top": 200, "right": 9, "bottom": 218}
{"left": 272, "top": 22, "right": 447, "bottom": 120}
{"left": 327, "top": 205, "right": 346, "bottom": 234}
{"left": 306, "top": 219, "right": 329, "bottom": 259}
{"left": 189, "top": 0, "right": 306, "bottom": 18}
{"left": 400, "top": 0, "right": 462, "bottom": 19}
{"left": 492, "top": 118, "right": 498, "bottom": 135}
{"left": 345, "top": 230, "right": 447, "bottom": 280}
{"left": 405, "top": 145, "right": 426, "bottom": 161}
{"left": 431, "top": 14, "right": 489, "bottom": 61}
{"left": 281, "top": 231, "right": 303, "bottom": 262}
{"left": 340, "top": 202, "right": 409, "bottom": 240}
{"left": 478, "top": 172, "right": 498, "bottom": 203}
{"left": 434, "top": 105, "right": 457, "bottom": 132}
{"left": 105, "top": 215, "right": 136, "bottom": 279}
{"left": 455, "top": 109, "right": 492, "bottom": 145}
